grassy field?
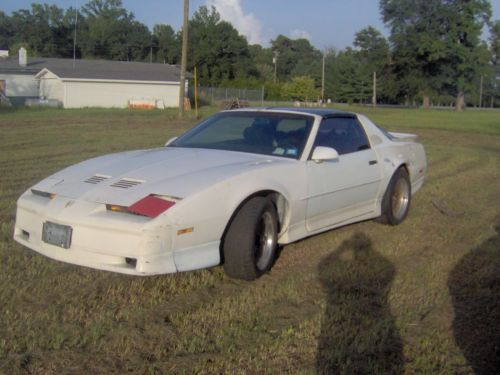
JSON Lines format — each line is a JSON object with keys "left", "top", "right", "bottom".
{"left": 0, "top": 106, "right": 499, "bottom": 374}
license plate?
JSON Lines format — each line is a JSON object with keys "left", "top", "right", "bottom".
{"left": 42, "top": 222, "right": 72, "bottom": 249}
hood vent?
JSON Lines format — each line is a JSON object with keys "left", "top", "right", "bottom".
{"left": 85, "top": 175, "right": 110, "bottom": 184}
{"left": 110, "top": 178, "right": 143, "bottom": 189}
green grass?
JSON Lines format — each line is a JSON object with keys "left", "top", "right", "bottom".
{"left": 343, "top": 105, "right": 500, "bottom": 136}
{"left": 0, "top": 106, "right": 499, "bottom": 373}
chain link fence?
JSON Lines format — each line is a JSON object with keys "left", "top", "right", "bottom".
{"left": 190, "top": 86, "right": 265, "bottom": 105}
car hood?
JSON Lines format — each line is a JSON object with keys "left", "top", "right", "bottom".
{"left": 33, "top": 147, "right": 291, "bottom": 206}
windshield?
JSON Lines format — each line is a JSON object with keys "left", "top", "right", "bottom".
{"left": 170, "top": 112, "right": 314, "bottom": 159}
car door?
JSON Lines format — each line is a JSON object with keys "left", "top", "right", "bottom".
{"left": 306, "top": 116, "right": 382, "bottom": 232}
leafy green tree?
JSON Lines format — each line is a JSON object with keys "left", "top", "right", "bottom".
{"left": 381, "top": 0, "right": 450, "bottom": 107}
{"left": 152, "top": 24, "right": 179, "bottom": 64}
{"left": 248, "top": 44, "right": 274, "bottom": 81}
{"left": 80, "top": 0, "right": 131, "bottom": 59}
{"left": 271, "top": 35, "right": 322, "bottom": 82}
{"left": 6, "top": 4, "right": 72, "bottom": 57}
{"left": 353, "top": 26, "right": 391, "bottom": 104}
{"left": 292, "top": 58, "right": 322, "bottom": 84}
{"left": 489, "top": 20, "right": 500, "bottom": 107}
{"left": 491, "top": 20, "right": 500, "bottom": 65}
{"left": 460, "top": 42, "right": 494, "bottom": 107}
{"left": 219, "top": 76, "right": 263, "bottom": 89}
{"left": 381, "top": 0, "right": 492, "bottom": 109}
{"left": 442, "top": 0, "right": 492, "bottom": 110}
{"left": 187, "top": 6, "right": 257, "bottom": 86}
{"left": 0, "top": 11, "right": 14, "bottom": 50}
{"left": 263, "top": 82, "right": 284, "bottom": 101}
{"left": 281, "top": 76, "right": 319, "bottom": 102}
{"left": 80, "top": 0, "right": 150, "bottom": 61}
{"left": 336, "top": 49, "right": 371, "bottom": 103}
{"left": 60, "top": 7, "right": 83, "bottom": 58}
{"left": 354, "top": 26, "right": 389, "bottom": 71}
{"left": 321, "top": 48, "right": 340, "bottom": 101}
{"left": 124, "top": 20, "right": 151, "bottom": 61}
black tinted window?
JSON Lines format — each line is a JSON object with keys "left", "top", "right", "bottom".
{"left": 314, "top": 117, "right": 370, "bottom": 155}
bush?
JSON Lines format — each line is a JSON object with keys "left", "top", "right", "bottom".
{"left": 281, "top": 76, "right": 320, "bottom": 102}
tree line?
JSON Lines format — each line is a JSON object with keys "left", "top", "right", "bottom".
{"left": 0, "top": 0, "right": 498, "bottom": 108}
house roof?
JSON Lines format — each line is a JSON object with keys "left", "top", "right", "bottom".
{"left": 0, "top": 56, "right": 184, "bottom": 83}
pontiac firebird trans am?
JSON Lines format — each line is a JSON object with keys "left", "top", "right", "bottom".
{"left": 14, "top": 108, "right": 426, "bottom": 280}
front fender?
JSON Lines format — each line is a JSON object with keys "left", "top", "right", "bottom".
{"left": 165, "top": 162, "right": 307, "bottom": 253}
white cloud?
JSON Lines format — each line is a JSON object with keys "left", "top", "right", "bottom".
{"left": 290, "top": 29, "right": 312, "bottom": 41}
{"left": 206, "top": 0, "right": 264, "bottom": 45}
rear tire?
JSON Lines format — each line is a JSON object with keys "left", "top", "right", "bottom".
{"left": 378, "top": 168, "right": 412, "bottom": 225}
{"left": 223, "top": 197, "right": 278, "bottom": 280}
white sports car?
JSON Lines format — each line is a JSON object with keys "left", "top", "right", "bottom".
{"left": 14, "top": 108, "right": 426, "bottom": 280}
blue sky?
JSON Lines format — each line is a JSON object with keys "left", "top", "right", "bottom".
{"left": 2, "top": 0, "right": 499, "bottom": 49}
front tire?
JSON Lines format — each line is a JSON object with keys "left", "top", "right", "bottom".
{"left": 379, "top": 167, "right": 412, "bottom": 225}
{"left": 223, "top": 197, "right": 278, "bottom": 280}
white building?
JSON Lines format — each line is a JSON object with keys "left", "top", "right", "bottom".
{"left": 0, "top": 52, "right": 184, "bottom": 108}
{"left": 0, "top": 49, "right": 40, "bottom": 105}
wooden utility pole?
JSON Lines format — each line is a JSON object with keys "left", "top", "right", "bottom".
{"left": 321, "top": 52, "right": 325, "bottom": 103}
{"left": 479, "top": 75, "right": 483, "bottom": 108}
{"left": 72, "top": 1, "right": 78, "bottom": 69}
{"left": 456, "top": 91, "right": 465, "bottom": 111}
{"left": 194, "top": 65, "right": 198, "bottom": 117}
{"left": 372, "top": 71, "right": 377, "bottom": 107}
{"left": 178, "top": 0, "right": 189, "bottom": 117}
{"left": 273, "top": 51, "right": 279, "bottom": 84}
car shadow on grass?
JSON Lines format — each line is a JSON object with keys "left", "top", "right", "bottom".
{"left": 316, "top": 232, "right": 404, "bottom": 374}
{"left": 448, "top": 216, "right": 500, "bottom": 375}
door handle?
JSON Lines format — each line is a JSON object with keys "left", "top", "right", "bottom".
{"left": 369, "top": 160, "right": 378, "bottom": 165}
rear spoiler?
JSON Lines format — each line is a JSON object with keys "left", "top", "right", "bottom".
{"left": 388, "top": 132, "right": 418, "bottom": 142}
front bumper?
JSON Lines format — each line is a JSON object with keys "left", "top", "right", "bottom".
{"left": 13, "top": 193, "right": 220, "bottom": 275}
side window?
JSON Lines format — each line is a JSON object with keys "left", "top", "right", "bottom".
{"left": 314, "top": 117, "right": 370, "bottom": 155}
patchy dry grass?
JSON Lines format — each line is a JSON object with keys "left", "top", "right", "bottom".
{"left": 0, "top": 106, "right": 499, "bottom": 374}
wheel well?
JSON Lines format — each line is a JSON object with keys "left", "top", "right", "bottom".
{"left": 398, "top": 163, "right": 410, "bottom": 179}
{"left": 383, "top": 163, "right": 409, "bottom": 193}
{"left": 386, "top": 163, "right": 410, "bottom": 192}
{"left": 219, "top": 190, "right": 290, "bottom": 263}
{"left": 400, "top": 163, "right": 409, "bottom": 174}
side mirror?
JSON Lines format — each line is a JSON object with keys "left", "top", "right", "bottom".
{"left": 311, "top": 146, "right": 339, "bottom": 163}
{"left": 165, "top": 136, "right": 178, "bottom": 146}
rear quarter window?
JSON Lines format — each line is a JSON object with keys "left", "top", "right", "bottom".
{"left": 314, "top": 117, "right": 371, "bottom": 155}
